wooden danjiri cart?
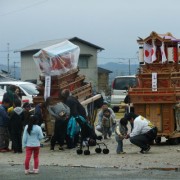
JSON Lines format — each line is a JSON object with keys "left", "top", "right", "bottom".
{"left": 32, "top": 40, "right": 101, "bottom": 137}
{"left": 129, "top": 31, "right": 180, "bottom": 144}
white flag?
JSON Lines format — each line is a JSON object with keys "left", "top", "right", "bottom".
{"left": 144, "top": 43, "right": 152, "bottom": 63}
{"left": 152, "top": 72, "right": 157, "bottom": 91}
{"left": 161, "top": 41, "right": 167, "bottom": 63}
{"left": 152, "top": 40, "right": 157, "bottom": 62}
{"left": 44, "top": 76, "right": 51, "bottom": 100}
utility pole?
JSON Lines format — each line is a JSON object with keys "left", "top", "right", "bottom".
{"left": 129, "top": 58, "right": 131, "bottom": 75}
{"left": 7, "top": 43, "right": 10, "bottom": 75}
{"left": 13, "top": 61, "right": 20, "bottom": 79}
{"left": 119, "top": 58, "right": 137, "bottom": 75}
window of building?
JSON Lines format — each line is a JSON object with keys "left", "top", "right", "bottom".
{"left": 78, "top": 56, "right": 89, "bottom": 68}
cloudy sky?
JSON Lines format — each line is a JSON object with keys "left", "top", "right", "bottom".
{"left": 0, "top": 0, "right": 180, "bottom": 66}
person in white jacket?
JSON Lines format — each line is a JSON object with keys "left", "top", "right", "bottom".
{"left": 125, "top": 112, "right": 157, "bottom": 154}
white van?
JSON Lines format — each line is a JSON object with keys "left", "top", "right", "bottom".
{"left": 0, "top": 81, "right": 39, "bottom": 104}
{"left": 110, "top": 75, "right": 137, "bottom": 112}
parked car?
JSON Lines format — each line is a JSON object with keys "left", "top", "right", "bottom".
{"left": 0, "top": 88, "right": 6, "bottom": 104}
{"left": 0, "top": 81, "right": 39, "bottom": 105}
{"left": 110, "top": 75, "right": 137, "bottom": 112}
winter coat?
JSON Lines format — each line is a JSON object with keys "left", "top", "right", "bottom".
{"left": 65, "top": 96, "right": 86, "bottom": 119}
{"left": 47, "top": 102, "right": 70, "bottom": 120}
{"left": 101, "top": 116, "right": 114, "bottom": 128}
{"left": 0, "top": 105, "right": 9, "bottom": 127}
{"left": 115, "top": 123, "right": 128, "bottom": 140}
{"left": 9, "top": 107, "right": 24, "bottom": 134}
{"left": 97, "top": 108, "right": 115, "bottom": 127}
{"left": 22, "top": 124, "right": 44, "bottom": 148}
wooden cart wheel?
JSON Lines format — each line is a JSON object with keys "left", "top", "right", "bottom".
{"left": 155, "top": 137, "right": 161, "bottom": 144}
{"left": 168, "top": 138, "right": 179, "bottom": 145}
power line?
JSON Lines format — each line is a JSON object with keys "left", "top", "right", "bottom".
{"left": 98, "top": 57, "right": 137, "bottom": 60}
{"left": 0, "top": 50, "right": 14, "bottom": 52}
{"left": 0, "top": 0, "right": 49, "bottom": 17}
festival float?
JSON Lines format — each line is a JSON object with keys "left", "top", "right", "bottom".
{"left": 129, "top": 31, "right": 180, "bottom": 144}
{"left": 32, "top": 40, "right": 101, "bottom": 136}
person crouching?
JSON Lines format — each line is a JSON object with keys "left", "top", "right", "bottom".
{"left": 125, "top": 112, "right": 157, "bottom": 154}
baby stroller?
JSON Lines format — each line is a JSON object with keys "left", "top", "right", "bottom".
{"left": 75, "top": 116, "right": 109, "bottom": 155}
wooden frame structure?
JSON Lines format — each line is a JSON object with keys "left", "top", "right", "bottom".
{"left": 129, "top": 31, "right": 180, "bottom": 144}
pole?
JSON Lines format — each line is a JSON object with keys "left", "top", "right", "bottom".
{"left": 129, "top": 59, "right": 131, "bottom": 75}
{"left": 7, "top": 43, "right": 9, "bottom": 75}
{"left": 13, "top": 61, "right": 20, "bottom": 79}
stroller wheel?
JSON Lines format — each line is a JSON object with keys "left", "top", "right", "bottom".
{"left": 103, "top": 148, "right": 109, "bottom": 154}
{"left": 95, "top": 148, "right": 102, "bottom": 154}
{"left": 77, "top": 149, "right": 83, "bottom": 155}
{"left": 84, "top": 150, "right": 90, "bottom": 155}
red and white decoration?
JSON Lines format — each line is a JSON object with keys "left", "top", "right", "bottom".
{"left": 160, "top": 41, "right": 167, "bottom": 63}
{"left": 167, "top": 47, "right": 174, "bottom": 62}
{"left": 144, "top": 43, "right": 153, "bottom": 63}
{"left": 152, "top": 40, "right": 157, "bottom": 62}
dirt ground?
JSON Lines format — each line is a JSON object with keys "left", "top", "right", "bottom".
{"left": 1, "top": 111, "right": 180, "bottom": 170}
{"left": 1, "top": 131, "right": 180, "bottom": 170}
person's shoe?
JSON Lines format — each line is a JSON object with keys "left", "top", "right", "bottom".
{"left": 59, "top": 146, "right": 64, "bottom": 151}
{"left": 33, "top": 169, "right": 39, "bottom": 174}
{"left": 139, "top": 145, "right": 151, "bottom": 154}
{"left": 0, "top": 148, "right": 9, "bottom": 152}
{"left": 117, "top": 151, "right": 126, "bottom": 154}
{"left": 25, "top": 170, "right": 29, "bottom": 175}
{"left": 144, "top": 145, "right": 151, "bottom": 153}
{"left": 139, "top": 149, "right": 145, "bottom": 154}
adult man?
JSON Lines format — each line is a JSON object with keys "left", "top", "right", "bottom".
{"left": 96, "top": 101, "right": 116, "bottom": 134}
{"left": 59, "top": 89, "right": 87, "bottom": 149}
{"left": 125, "top": 112, "right": 157, "bottom": 154}
{"left": 0, "top": 96, "right": 11, "bottom": 152}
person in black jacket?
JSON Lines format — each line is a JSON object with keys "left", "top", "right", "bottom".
{"left": 59, "top": 89, "right": 87, "bottom": 148}
{"left": 9, "top": 98, "right": 24, "bottom": 153}
{"left": 0, "top": 96, "right": 11, "bottom": 152}
{"left": 60, "top": 89, "right": 86, "bottom": 119}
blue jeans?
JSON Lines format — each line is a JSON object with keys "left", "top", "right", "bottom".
{"left": 115, "top": 135, "right": 123, "bottom": 153}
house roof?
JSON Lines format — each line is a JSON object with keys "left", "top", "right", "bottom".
{"left": 137, "top": 31, "right": 180, "bottom": 44}
{"left": 0, "top": 73, "right": 16, "bottom": 82}
{"left": 17, "top": 37, "right": 104, "bottom": 52}
{"left": 98, "top": 67, "right": 112, "bottom": 74}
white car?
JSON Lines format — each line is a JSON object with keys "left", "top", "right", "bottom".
{"left": 110, "top": 75, "right": 137, "bottom": 112}
{"left": 0, "top": 88, "right": 6, "bottom": 104}
{"left": 0, "top": 81, "right": 39, "bottom": 104}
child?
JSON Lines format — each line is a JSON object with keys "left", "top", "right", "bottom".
{"left": 9, "top": 98, "right": 24, "bottom": 153}
{"left": 115, "top": 117, "right": 128, "bottom": 154}
{"left": 101, "top": 109, "right": 114, "bottom": 139}
{"left": 22, "top": 102, "right": 31, "bottom": 127}
{"left": 22, "top": 115, "right": 44, "bottom": 175}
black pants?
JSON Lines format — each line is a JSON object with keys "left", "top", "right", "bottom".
{"left": 11, "top": 132, "right": 22, "bottom": 152}
{"left": 51, "top": 120, "right": 67, "bottom": 148}
{"left": 66, "top": 133, "right": 79, "bottom": 149}
{"left": 130, "top": 128, "right": 157, "bottom": 150}
{"left": 130, "top": 134, "right": 150, "bottom": 150}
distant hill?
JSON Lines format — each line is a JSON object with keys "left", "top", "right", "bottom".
{"left": 0, "top": 62, "right": 140, "bottom": 84}
{"left": 98, "top": 62, "right": 139, "bottom": 83}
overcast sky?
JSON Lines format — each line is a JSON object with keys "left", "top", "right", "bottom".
{"left": 0, "top": 0, "right": 180, "bottom": 66}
